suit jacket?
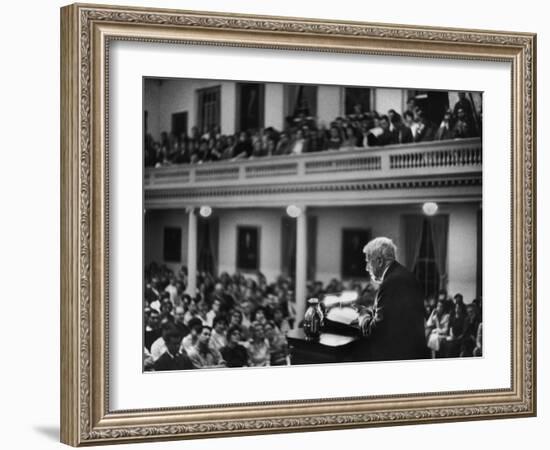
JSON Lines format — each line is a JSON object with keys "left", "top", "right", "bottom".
{"left": 360, "top": 261, "right": 428, "bottom": 361}
{"left": 153, "top": 350, "right": 195, "bottom": 371}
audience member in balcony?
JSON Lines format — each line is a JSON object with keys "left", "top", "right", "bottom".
{"left": 289, "top": 128, "right": 309, "bottom": 155}
{"left": 233, "top": 131, "right": 253, "bottom": 159}
{"left": 309, "top": 126, "right": 328, "bottom": 152}
{"left": 220, "top": 326, "right": 249, "bottom": 367}
{"left": 251, "top": 139, "right": 267, "bottom": 158}
{"left": 390, "top": 113, "right": 413, "bottom": 144}
{"left": 403, "top": 110, "right": 417, "bottom": 137}
{"left": 404, "top": 97, "right": 417, "bottom": 118}
{"left": 342, "top": 125, "right": 358, "bottom": 148}
{"left": 452, "top": 107, "right": 474, "bottom": 139}
{"left": 274, "top": 132, "right": 291, "bottom": 155}
{"left": 434, "top": 109, "right": 454, "bottom": 141}
{"left": 265, "top": 138, "right": 277, "bottom": 156}
{"left": 367, "top": 115, "right": 393, "bottom": 147}
{"left": 327, "top": 125, "right": 342, "bottom": 150}
{"left": 412, "top": 111, "right": 436, "bottom": 142}
{"left": 453, "top": 92, "right": 475, "bottom": 126}
{"left": 188, "top": 326, "right": 225, "bottom": 368}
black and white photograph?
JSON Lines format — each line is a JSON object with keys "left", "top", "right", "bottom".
{"left": 142, "top": 78, "right": 483, "bottom": 372}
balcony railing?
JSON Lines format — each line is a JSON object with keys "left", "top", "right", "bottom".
{"left": 144, "top": 138, "right": 481, "bottom": 189}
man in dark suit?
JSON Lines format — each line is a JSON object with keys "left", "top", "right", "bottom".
{"left": 358, "top": 237, "right": 427, "bottom": 361}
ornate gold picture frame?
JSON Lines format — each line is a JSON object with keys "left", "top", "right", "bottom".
{"left": 60, "top": 3, "right": 536, "bottom": 446}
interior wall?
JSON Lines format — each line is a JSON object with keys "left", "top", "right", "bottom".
{"left": 155, "top": 78, "right": 237, "bottom": 137}
{"left": 144, "top": 209, "right": 189, "bottom": 274}
{"left": 217, "top": 208, "right": 283, "bottom": 282}
{"left": 374, "top": 88, "right": 405, "bottom": 116}
{"left": 143, "top": 78, "right": 160, "bottom": 141}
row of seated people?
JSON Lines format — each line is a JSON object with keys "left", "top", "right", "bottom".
{"left": 144, "top": 308, "right": 290, "bottom": 371}
{"left": 144, "top": 93, "right": 481, "bottom": 167}
{"left": 424, "top": 293, "right": 483, "bottom": 358}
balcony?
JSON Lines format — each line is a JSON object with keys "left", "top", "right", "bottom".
{"left": 144, "top": 138, "right": 482, "bottom": 208}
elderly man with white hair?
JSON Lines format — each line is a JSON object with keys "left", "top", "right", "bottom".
{"left": 357, "top": 237, "right": 427, "bottom": 361}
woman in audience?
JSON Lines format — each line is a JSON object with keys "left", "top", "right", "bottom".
{"left": 460, "top": 304, "right": 481, "bottom": 357}
{"left": 264, "top": 321, "right": 289, "bottom": 366}
{"left": 426, "top": 299, "right": 452, "bottom": 358}
{"left": 447, "top": 301, "right": 467, "bottom": 357}
{"left": 246, "top": 321, "right": 271, "bottom": 367}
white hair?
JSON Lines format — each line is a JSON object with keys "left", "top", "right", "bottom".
{"left": 362, "top": 237, "right": 397, "bottom": 262}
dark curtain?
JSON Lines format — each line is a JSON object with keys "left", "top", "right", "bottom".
{"left": 281, "top": 216, "right": 296, "bottom": 278}
{"left": 429, "top": 215, "right": 449, "bottom": 291}
{"left": 307, "top": 216, "right": 317, "bottom": 281}
{"left": 402, "top": 215, "right": 424, "bottom": 271}
{"left": 197, "top": 217, "right": 219, "bottom": 276}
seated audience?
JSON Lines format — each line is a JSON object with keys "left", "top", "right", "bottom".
{"left": 144, "top": 91, "right": 482, "bottom": 167}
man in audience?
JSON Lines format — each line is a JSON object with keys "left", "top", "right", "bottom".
{"left": 183, "top": 298, "right": 201, "bottom": 325}
{"left": 188, "top": 326, "right": 225, "bottom": 368}
{"left": 153, "top": 327, "right": 195, "bottom": 371}
{"left": 173, "top": 305, "right": 189, "bottom": 339}
{"left": 181, "top": 317, "right": 203, "bottom": 353}
{"left": 144, "top": 309, "right": 161, "bottom": 351}
{"left": 413, "top": 111, "right": 436, "bottom": 142}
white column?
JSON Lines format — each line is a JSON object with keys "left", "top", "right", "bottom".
{"left": 317, "top": 86, "right": 341, "bottom": 127}
{"left": 186, "top": 207, "right": 197, "bottom": 297}
{"left": 264, "top": 83, "right": 284, "bottom": 131}
{"left": 294, "top": 206, "right": 308, "bottom": 328}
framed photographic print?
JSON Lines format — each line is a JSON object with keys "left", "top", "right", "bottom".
{"left": 60, "top": 3, "right": 536, "bottom": 446}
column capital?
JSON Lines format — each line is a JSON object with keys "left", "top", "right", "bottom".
{"left": 185, "top": 206, "right": 195, "bottom": 214}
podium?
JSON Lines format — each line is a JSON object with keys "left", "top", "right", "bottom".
{"left": 287, "top": 318, "right": 367, "bottom": 365}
